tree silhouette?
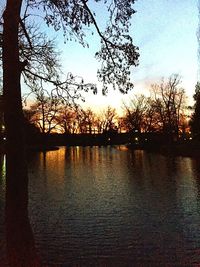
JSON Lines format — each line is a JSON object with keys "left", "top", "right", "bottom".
{"left": 2, "top": 0, "right": 139, "bottom": 174}
{"left": 151, "top": 74, "right": 186, "bottom": 140}
{"left": 1, "top": 0, "right": 140, "bottom": 179}
{"left": 122, "top": 94, "right": 149, "bottom": 133}
{"left": 190, "top": 82, "right": 200, "bottom": 137}
{"left": 28, "top": 89, "right": 62, "bottom": 134}
{"left": 55, "top": 105, "right": 78, "bottom": 134}
{"left": 2, "top": 0, "right": 139, "bottom": 149}
{"left": 1, "top": 3, "right": 139, "bottom": 262}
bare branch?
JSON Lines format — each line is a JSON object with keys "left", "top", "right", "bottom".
{"left": 19, "top": 18, "right": 33, "bottom": 50}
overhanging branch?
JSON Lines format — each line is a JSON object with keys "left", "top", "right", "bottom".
{"left": 19, "top": 18, "right": 33, "bottom": 50}
{"left": 81, "top": 0, "right": 116, "bottom": 66}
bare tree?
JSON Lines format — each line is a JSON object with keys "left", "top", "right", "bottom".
{"left": 81, "top": 108, "right": 96, "bottom": 134}
{"left": 1, "top": 2, "right": 139, "bottom": 265}
{"left": 151, "top": 74, "right": 186, "bottom": 139}
{"left": 122, "top": 94, "right": 149, "bottom": 133}
{"left": 73, "top": 107, "right": 95, "bottom": 134}
{"left": 29, "top": 92, "right": 62, "bottom": 134}
{"left": 101, "top": 106, "right": 118, "bottom": 133}
{"left": 2, "top": 0, "right": 139, "bottom": 175}
{"left": 94, "top": 113, "right": 104, "bottom": 134}
{"left": 56, "top": 105, "right": 78, "bottom": 134}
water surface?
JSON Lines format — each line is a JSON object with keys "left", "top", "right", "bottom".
{"left": 1, "top": 146, "right": 200, "bottom": 266}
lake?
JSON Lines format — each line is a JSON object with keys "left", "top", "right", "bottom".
{"left": 1, "top": 146, "right": 200, "bottom": 266}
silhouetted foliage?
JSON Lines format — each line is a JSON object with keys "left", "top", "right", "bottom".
{"left": 1, "top": 0, "right": 139, "bottom": 155}
{"left": 1, "top": 0, "right": 139, "bottom": 98}
{"left": 1, "top": 2, "right": 139, "bottom": 264}
{"left": 31, "top": 0, "right": 139, "bottom": 94}
{"left": 1, "top": 0, "right": 139, "bottom": 163}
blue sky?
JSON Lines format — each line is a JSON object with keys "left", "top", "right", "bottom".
{"left": 132, "top": 0, "right": 198, "bottom": 87}
{"left": 1, "top": 0, "right": 198, "bottom": 112}
{"left": 57, "top": 0, "right": 199, "bottom": 111}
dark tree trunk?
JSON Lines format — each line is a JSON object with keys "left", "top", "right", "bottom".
{"left": 3, "top": 1, "right": 41, "bottom": 265}
{"left": 3, "top": 0, "right": 25, "bottom": 187}
{"left": 3, "top": 0, "right": 28, "bottom": 215}
{"left": 6, "top": 173, "right": 42, "bottom": 267}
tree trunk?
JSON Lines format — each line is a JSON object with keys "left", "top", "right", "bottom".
{"left": 3, "top": 1, "right": 41, "bottom": 265}
{"left": 3, "top": 0, "right": 25, "bottom": 186}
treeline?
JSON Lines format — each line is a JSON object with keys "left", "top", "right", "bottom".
{"left": 24, "top": 74, "right": 192, "bottom": 142}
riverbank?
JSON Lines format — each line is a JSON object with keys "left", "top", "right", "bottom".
{"left": 1, "top": 133, "right": 199, "bottom": 157}
{"left": 127, "top": 140, "right": 200, "bottom": 158}
{"left": 168, "top": 141, "right": 200, "bottom": 157}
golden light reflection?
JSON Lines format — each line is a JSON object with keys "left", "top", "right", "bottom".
{"left": 68, "top": 146, "right": 101, "bottom": 164}
{"left": 116, "top": 145, "right": 129, "bottom": 151}
{"left": 69, "top": 146, "right": 80, "bottom": 162}
{"left": 37, "top": 149, "right": 66, "bottom": 196}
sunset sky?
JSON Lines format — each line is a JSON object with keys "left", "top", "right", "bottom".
{"left": 58, "top": 0, "right": 199, "bottom": 112}
{"left": 1, "top": 1, "right": 199, "bottom": 112}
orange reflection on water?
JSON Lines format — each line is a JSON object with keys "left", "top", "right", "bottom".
{"left": 25, "top": 146, "right": 200, "bottom": 265}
